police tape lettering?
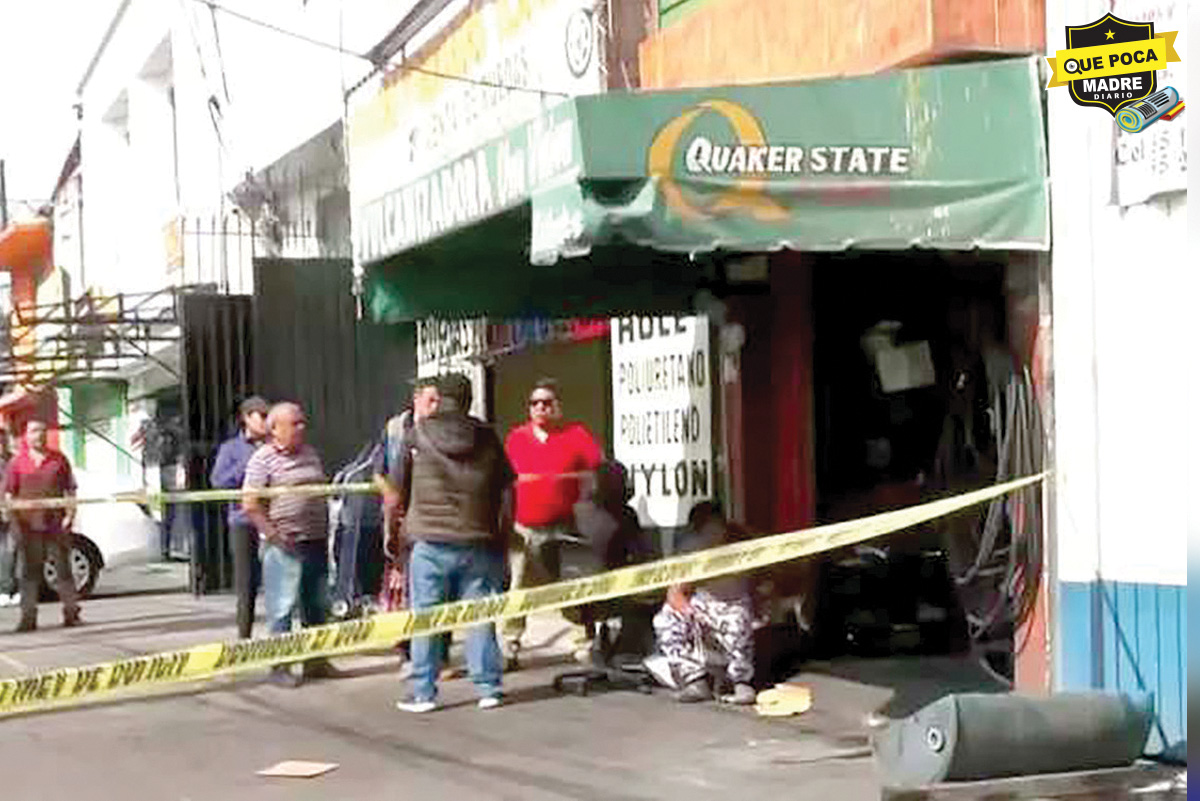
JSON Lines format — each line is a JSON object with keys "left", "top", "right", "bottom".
{"left": 0, "top": 473, "right": 1046, "bottom": 717}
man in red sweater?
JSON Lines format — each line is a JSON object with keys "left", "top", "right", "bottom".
{"left": 502, "top": 378, "right": 603, "bottom": 669}
{"left": 5, "top": 420, "right": 80, "bottom": 632}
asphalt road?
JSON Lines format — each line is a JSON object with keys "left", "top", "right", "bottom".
{"left": 0, "top": 588, "right": 890, "bottom": 800}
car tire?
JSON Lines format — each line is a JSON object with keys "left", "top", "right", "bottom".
{"left": 42, "top": 534, "right": 104, "bottom": 600}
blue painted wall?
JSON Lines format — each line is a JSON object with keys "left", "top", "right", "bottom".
{"left": 1057, "top": 580, "right": 1187, "bottom": 752}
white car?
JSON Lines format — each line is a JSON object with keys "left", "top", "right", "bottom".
{"left": 42, "top": 532, "right": 105, "bottom": 599}
{"left": 42, "top": 488, "right": 162, "bottom": 600}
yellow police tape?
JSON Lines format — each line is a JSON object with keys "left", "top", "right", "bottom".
{"left": 3, "top": 469, "right": 592, "bottom": 511}
{"left": 1, "top": 481, "right": 380, "bottom": 512}
{"left": 0, "top": 473, "right": 1046, "bottom": 717}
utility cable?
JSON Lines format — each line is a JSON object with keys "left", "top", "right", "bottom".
{"left": 178, "top": 0, "right": 228, "bottom": 155}
{"left": 207, "top": 2, "right": 233, "bottom": 105}
{"left": 193, "top": 0, "right": 566, "bottom": 99}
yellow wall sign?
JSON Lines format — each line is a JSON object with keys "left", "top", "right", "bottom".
{"left": 1046, "top": 13, "right": 1181, "bottom": 124}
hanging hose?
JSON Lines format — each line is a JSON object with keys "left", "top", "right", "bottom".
{"left": 954, "top": 368, "right": 1044, "bottom": 644}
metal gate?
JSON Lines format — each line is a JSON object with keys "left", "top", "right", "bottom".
{"left": 178, "top": 293, "right": 254, "bottom": 594}
{"left": 252, "top": 258, "right": 416, "bottom": 474}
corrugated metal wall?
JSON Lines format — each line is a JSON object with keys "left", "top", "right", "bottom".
{"left": 179, "top": 294, "right": 254, "bottom": 593}
{"left": 1058, "top": 580, "right": 1188, "bottom": 753}
{"left": 252, "top": 258, "right": 416, "bottom": 475}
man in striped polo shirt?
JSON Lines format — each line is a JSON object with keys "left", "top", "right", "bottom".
{"left": 242, "top": 402, "right": 337, "bottom": 687}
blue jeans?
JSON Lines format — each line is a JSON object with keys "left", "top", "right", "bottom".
{"left": 408, "top": 539, "right": 503, "bottom": 702}
{"left": 262, "top": 540, "right": 328, "bottom": 636}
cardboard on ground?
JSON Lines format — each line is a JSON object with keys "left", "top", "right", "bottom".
{"left": 257, "top": 760, "right": 340, "bottom": 778}
{"left": 755, "top": 683, "right": 814, "bottom": 717}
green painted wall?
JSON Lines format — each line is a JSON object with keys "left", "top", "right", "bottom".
{"left": 56, "top": 387, "right": 82, "bottom": 468}
{"left": 68, "top": 381, "right": 132, "bottom": 478}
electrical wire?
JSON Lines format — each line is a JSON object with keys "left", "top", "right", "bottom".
{"left": 193, "top": 0, "right": 567, "bottom": 99}
{"left": 949, "top": 367, "right": 1045, "bottom": 645}
{"left": 178, "top": 0, "right": 228, "bottom": 155}
{"left": 197, "top": 0, "right": 363, "bottom": 59}
{"left": 207, "top": 2, "right": 233, "bottom": 105}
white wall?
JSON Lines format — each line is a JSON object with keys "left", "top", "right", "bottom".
{"left": 52, "top": 171, "right": 84, "bottom": 290}
{"left": 1047, "top": 0, "right": 1189, "bottom": 590}
{"left": 77, "top": 0, "right": 411, "bottom": 296}
{"left": 80, "top": 0, "right": 181, "bottom": 296}
{"left": 191, "top": 0, "right": 407, "bottom": 181}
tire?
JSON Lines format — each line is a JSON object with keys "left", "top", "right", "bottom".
{"left": 42, "top": 534, "right": 103, "bottom": 600}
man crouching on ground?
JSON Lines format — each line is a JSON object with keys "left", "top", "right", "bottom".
{"left": 242, "top": 402, "right": 338, "bottom": 687}
{"left": 390, "top": 373, "right": 515, "bottom": 713}
{"left": 653, "top": 502, "right": 756, "bottom": 705}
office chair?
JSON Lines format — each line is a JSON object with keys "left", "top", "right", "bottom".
{"left": 550, "top": 462, "right": 658, "bottom": 697}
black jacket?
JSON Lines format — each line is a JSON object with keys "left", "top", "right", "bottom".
{"left": 392, "top": 411, "right": 514, "bottom": 546}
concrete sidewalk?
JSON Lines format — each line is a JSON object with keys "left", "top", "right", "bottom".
{"left": 0, "top": 590, "right": 888, "bottom": 800}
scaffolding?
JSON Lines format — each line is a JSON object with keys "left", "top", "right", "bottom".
{"left": 0, "top": 285, "right": 217, "bottom": 388}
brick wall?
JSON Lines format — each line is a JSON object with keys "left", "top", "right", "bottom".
{"left": 639, "top": 0, "right": 1045, "bottom": 89}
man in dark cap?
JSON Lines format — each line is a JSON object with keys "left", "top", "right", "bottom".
{"left": 211, "top": 395, "right": 270, "bottom": 638}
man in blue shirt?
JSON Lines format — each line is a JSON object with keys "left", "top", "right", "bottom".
{"left": 211, "top": 396, "right": 269, "bottom": 638}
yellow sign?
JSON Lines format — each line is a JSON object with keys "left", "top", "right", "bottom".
{"left": 1047, "top": 31, "right": 1180, "bottom": 88}
{"left": 0, "top": 473, "right": 1045, "bottom": 717}
{"left": 1045, "top": 13, "right": 1182, "bottom": 120}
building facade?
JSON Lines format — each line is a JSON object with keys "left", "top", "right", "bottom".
{"left": 1045, "top": 0, "right": 1187, "bottom": 752}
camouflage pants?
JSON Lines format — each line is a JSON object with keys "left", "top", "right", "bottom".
{"left": 653, "top": 591, "right": 754, "bottom": 686}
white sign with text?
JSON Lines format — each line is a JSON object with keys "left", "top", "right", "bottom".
{"left": 349, "top": 0, "right": 603, "bottom": 214}
{"left": 416, "top": 318, "right": 489, "bottom": 421}
{"left": 611, "top": 315, "right": 712, "bottom": 527}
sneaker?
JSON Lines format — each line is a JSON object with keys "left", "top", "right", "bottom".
{"left": 477, "top": 695, "right": 503, "bottom": 710}
{"left": 0, "top": 593, "right": 13, "bottom": 607}
{"left": 677, "top": 679, "right": 713, "bottom": 703}
{"left": 63, "top": 610, "right": 82, "bottom": 628}
{"left": 396, "top": 697, "right": 439, "bottom": 714}
{"left": 643, "top": 655, "right": 679, "bottom": 689}
{"left": 721, "top": 683, "right": 757, "bottom": 706}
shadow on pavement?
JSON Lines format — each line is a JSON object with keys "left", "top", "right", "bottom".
{"left": 798, "top": 653, "right": 1008, "bottom": 719}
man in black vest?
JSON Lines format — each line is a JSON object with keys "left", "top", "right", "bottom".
{"left": 389, "top": 373, "right": 515, "bottom": 713}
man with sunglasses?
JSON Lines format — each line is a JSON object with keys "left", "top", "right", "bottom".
{"left": 502, "top": 378, "right": 604, "bottom": 669}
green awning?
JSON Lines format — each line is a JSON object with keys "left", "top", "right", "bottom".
{"left": 365, "top": 205, "right": 702, "bottom": 322}
{"left": 355, "top": 57, "right": 1049, "bottom": 320}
